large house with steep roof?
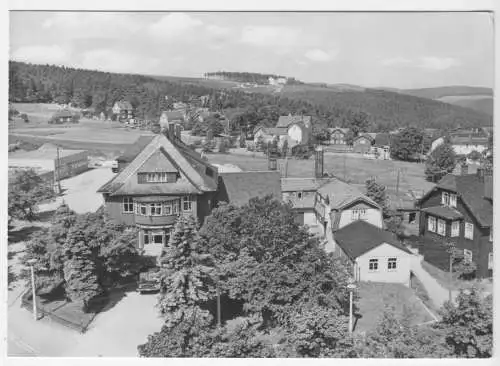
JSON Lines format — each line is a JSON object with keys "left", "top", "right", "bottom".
{"left": 98, "top": 134, "right": 220, "bottom": 255}
{"left": 417, "top": 168, "right": 493, "bottom": 278}
{"left": 275, "top": 114, "right": 312, "bottom": 145}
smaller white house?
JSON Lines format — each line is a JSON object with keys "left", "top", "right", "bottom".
{"left": 333, "top": 220, "right": 414, "bottom": 286}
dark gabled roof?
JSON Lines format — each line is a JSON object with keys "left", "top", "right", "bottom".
{"left": 334, "top": 221, "right": 412, "bottom": 260}
{"left": 114, "top": 100, "right": 133, "bottom": 110}
{"left": 374, "top": 133, "right": 391, "bottom": 147}
{"left": 318, "top": 178, "right": 379, "bottom": 210}
{"left": 98, "top": 135, "right": 218, "bottom": 195}
{"left": 216, "top": 171, "right": 282, "bottom": 207}
{"left": 421, "top": 173, "right": 493, "bottom": 227}
{"left": 281, "top": 177, "right": 328, "bottom": 192}
{"left": 116, "top": 135, "right": 156, "bottom": 163}
{"left": 52, "top": 109, "right": 73, "bottom": 118}
{"left": 276, "top": 115, "right": 312, "bottom": 129}
{"left": 421, "top": 206, "right": 463, "bottom": 220}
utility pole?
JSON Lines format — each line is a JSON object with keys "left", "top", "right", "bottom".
{"left": 56, "top": 147, "right": 62, "bottom": 194}
{"left": 396, "top": 168, "right": 400, "bottom": 196}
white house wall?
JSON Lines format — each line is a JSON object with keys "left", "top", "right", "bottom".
{"left": 287, "top": 124, "right": 303, "bottom": 144}
{"left": 337, "top": 208, "right": 383, "bottom": 230}
{"left": 355, "top": 243, "right": 413, "bottom": 286}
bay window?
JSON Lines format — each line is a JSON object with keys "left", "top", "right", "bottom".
{"left": 150, "top": 203, "right": 162, "bottom": 216}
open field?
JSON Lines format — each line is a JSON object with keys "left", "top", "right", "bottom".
{"left": 207, "top": 152, "right": 435, "bottom": 195}
{"left": 354, "top": 282, "right": 435, "bottom": 333}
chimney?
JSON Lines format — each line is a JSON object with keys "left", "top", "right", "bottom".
{"left": 268, "top": 157, "right": 277, "bottom": 171}
{"left": 168, "top": 123, "right": 175, "bottom": 140}
{"left": 175, "top": 124, "right": 181, "bottom": 140}
{"left": 315, "top": 146, "right": 324, "bottom": 178}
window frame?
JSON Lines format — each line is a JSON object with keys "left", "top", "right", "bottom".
{"left": 183, "top": 195, "right": 193, "bottom": 212}
{"left": 464, "top": 222, "right": 474, "bottom": 240}
{"left": 368, "top": 258, "right": 379, "bottom": 271}
{"left": 122, "top": 196, "right": 134, "bottom": 213}
{"left": 451, "top": 221, "right": 460, "bottom": 237}
{"left": 427, "top": 216, "right": 436, "bottom": 232}
{"left": 387, "top": 257, "right": 397, "bottom": 271}
{"left": 351, "top": 208, "right": 367, "bottom": 221}
{"left": 150, "top": 202, "right": 163, "bottom": 216}
{"left": 463, "top": 249, "right": 473, "bottom": 263}
{"left": 437, "top": 219, "right": 446, "bottom": 236}
{"left": 139, "top": 203, "right": 148, "bottom": 216}
{"left": 164, "top": 202, "right": 172, "bottom": 215}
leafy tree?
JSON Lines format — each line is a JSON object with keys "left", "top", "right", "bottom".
{"left": 157, "top": 215, "right": 215, "bottom": 327}
{"left": 349, "top": 112, "right": 370, "bottom": 137}
{"left": 62, "top": 228, "right": 102, "bottom": 307}
{"left": 354, "top": 307, "right": 450, "bottom": 358}
{"left": 391, "top": 127, "right": 426, "bottom": 161}
{"left": 467, "top": 150, "right": 481, "bottom": 162}
{"left": 255, "top": 135, "right": 266, "bottom": 152}
{"left": 425, "top": 142, "right": 456, "bottom": 182}
{"left": 365, "top": 178, "right": 388, "bottom": 215}
{"left": 100, "top": 230, "right": 142, "bottom": 281}
{"left": 281, "top": 138, "right": 289, "bottom": 157}
{"left": 437, "top": 288, "right": 492, "bottom": 358}
{"left": 8, "top": 169, "right": 56, "bottom": 221}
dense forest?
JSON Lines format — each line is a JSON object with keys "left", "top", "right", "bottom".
{"left": 203, "top": 71, "right": 303, "bottom": 85}
{"left": 9, "top": 61, "right": 492, "bottom": 133}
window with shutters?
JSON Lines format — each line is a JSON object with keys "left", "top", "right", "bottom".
{"left": 437, "top": 219, "right": 446, "bottom": 236}
{"left": 428, "top": 216, "right": 436, "bottom": 232}
{"left": 451, "top": 221, "right": 460, "bottom": 237}
{"left": 464, "top": 222, "right": 474, "bottom": 240}
{"left": 369, "top": 259, "right": 379, "bottom": 271}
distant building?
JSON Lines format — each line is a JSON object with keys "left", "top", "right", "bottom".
{"left": 159, "top": 111, "right": 184, "bottom": 130}
{"left": 49, "top": 109, "right": 77, "bottom": 124}
{"left": 328, "top": 127, "right": 350, "bottom": 145}
{"left": 112, "top": 101, "right": 134, "bottom": 121}
{"left": 275, "top": 114, "right": 312, "bottom": 145}
{"left": 352, "top": 133, "right": 376, "bottom": 154}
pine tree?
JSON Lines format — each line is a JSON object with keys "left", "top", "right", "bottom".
{"left": 63, "top": 228, "right": 102, "bottom": 307}
{"left": 157, "top": 215, "right": 215, "bottom": 327}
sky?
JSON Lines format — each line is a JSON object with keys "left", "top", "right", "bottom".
{"left": 9, "top": 11, "right": 494, "bottom": 89}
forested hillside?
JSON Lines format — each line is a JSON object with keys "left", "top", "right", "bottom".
{"left": 9, "top": 61, "right": 492, "bottom": 132}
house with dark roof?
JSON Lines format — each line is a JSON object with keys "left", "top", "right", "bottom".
{"left": 112, "top": 100, "right": 134, "bottom": 122}
{"left": 328, "top": 127, "right": 350, "bottom": 145}
{"left": 216, "top": 171, "right": 282, "bottom": 207}
{"left": 49, "top": 109, "right": 77, "bottom": 124}
{"left": 417, "top": 168, "right": 493, "bottom": 278}
{"left": 333, "top": 220, "right": 414, "bottom": 285}
{"left": 159, "top": 111, "right": 184, "bottom": 130}
{"left": 275, "top": 114, "right": 312, "bottom": 145}
{"left": 352, "top": 133, "right": 375, "bottom": 154}
{"left": 280, "top": 178, "right": 329, "bottom": 235}
{"left": 98, "top": 134, "right": 219, "bottom": 256}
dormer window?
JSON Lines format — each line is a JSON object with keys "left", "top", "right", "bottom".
{"left": 441, "top": 191, "right": 457, "bottom": 208}
{"left": 140, "top": 172, "right": 178, "bottom": 183}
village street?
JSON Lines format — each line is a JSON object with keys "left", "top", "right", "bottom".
{"left": 7, "top": 167, "right": 165, "bottom": 357}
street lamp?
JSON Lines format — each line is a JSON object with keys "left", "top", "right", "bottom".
{"left": 26, "top": 259, "right": 38, "bottom": 321}
{"left": 347, "top": 281, "right": 357, "bottom": 334}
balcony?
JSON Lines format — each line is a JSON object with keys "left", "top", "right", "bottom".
{"left": 135, "top": 213, "right": 179, "bottom": 227}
